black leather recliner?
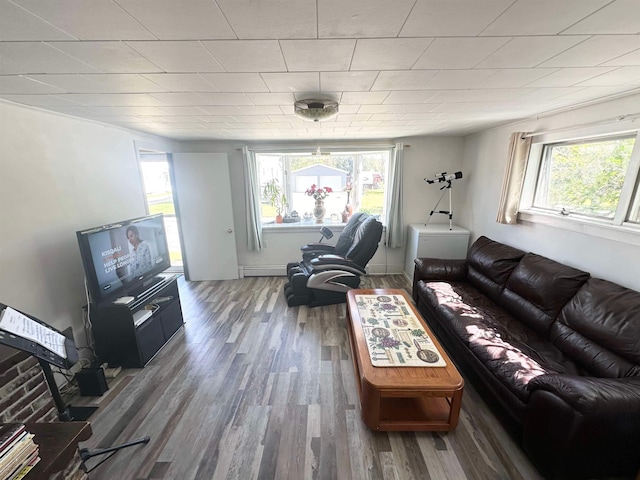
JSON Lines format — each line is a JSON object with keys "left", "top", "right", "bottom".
{"left": 284, "top": 214, "right": 383, "bottom": 307}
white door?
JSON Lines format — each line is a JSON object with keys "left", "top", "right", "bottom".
{"left": 172, "top": 153, "right": 239, "bottom": 280}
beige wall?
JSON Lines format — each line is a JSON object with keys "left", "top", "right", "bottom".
{"left": 458, "top": 92, "right": 640, "bottom": 291}
{"left": 0, "top": 101, "right": 173, "bottom": 346}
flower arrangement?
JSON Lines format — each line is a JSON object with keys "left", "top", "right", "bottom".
{"left": 305, "top": 184, "right": 333, "bottom": 201}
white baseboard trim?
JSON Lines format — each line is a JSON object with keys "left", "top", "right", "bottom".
{"left": 241, "top": 265, "right": 287, "bottom": 277}
{"left": 240, "top": 263, "right": 404, "bottom": 277}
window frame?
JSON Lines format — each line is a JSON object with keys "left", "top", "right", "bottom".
{"left": 255, "top": 147, "right": 392, "bottom": 228}
{"left": 519, "top": 125, "right": 640, "bottom": 245}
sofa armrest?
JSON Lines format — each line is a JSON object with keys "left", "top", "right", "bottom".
{"left": 528, "top": 374, "right": 640, "bottom": 413}
{"left": 524, "top": 374, "right": 640, "bottom": 478}
{"left": 412, "top": 258, "right": 467, "bottom": 303}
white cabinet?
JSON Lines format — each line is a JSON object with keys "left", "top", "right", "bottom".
{"left": 404, "top": 224, "right": 470, "bottom": 281}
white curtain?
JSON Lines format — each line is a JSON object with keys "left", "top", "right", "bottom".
{"left": 496, "top": 133, "right": 532, "bottom": 224}
{"left": 385, "top": 142, "right": 404, "bottom": 248}
{"left": 243, "top": 146, "right": 263, "bottom": 251}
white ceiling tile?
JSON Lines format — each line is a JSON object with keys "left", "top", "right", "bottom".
{"left": 554, "top": 85, "right": 634, "bottom": 101}
{"left": 197, "top": 106, "right": 244, "bottom": 115}
{"left": 478, "top": 68, "right": 559, "bottom": 88}
{"left": 422, "top": 70, "right": 499, "bottom": 89}
{"left": 564, "top": 0, "right": 640, "bottom": 34}
{"left": 0, "top": 1, "right": 74, "bottom": 41}
{"left": 198, "top": 93, "right": 255, "bottom": 105}
{"left": 55, "top": 93, "right": 165, "bottom": 107}
{"left": 335, "top": 104, "right": 359, "bottom": 114}
{"left": 114, "top": 0, "right": 235, "bottom": 39}
{"left": 340, "top": 92, "right": 389, "bottom": 104}
{"left": 16, "top": 0, "right": 155, "bottom": 40}
{"left": 429, "top": 89, "right": 530, "bottom": 102}
{"left": 280, "top": 40, "right": 355, "bottom": 72}
{"left": 203, "top": 41, "right": 286, "bottom": 72}
{"left": 476, "top": 36, "right": 589, "bottom": 68}
{"left": 515, "top": 87, "right": 588, "bottom": 102}
{"left": 237, "top": 105, "right": 283, "bottom": 115}
{"left": 481, "top": 0, "right": 610, "bottom": 36}
{"left": 525, "top": 67, "right": 619, "bottom": 87}
{"left": 142, "top": 74, "right": 218, "bottom": 92}
{"left": 0, "top": 94, "right": 85, "bottom": 107}
{"left": 200, "top": 73, "right": 269, "bottom": 92}
{"left": 0, "top": 75, "right": 65, "bottom": 94}
{"left": 49, "top": 41, "right": 163, "bottom": 73}
{"left": 383, "top": 91, "right": 438, "bottom": 104}
{"left": 77, "top": 106, "right": 168, "bottom": 115}
{"left": 150, "top": 92, "right": 216, "bottom": 106}
{"left": 371, "top": 71, "right": 439, "bottom": 90}
{"left": 0, "top": 42, "right": 100, "bottom": 74}
{"left": 127, "top": 42, "right": 224, "bottom": 73}
{"left": 320, "top": 72, "right": 377, "bottom": 91}
{"left": 260, "top": 73, "right": 320, "bottom": 93}
{"left": 603, "top": 48, "right": 640, "bottom": 66}
{"left": 77, "top": 74, "right": 167, "bottom": 93}
{"left": 575, "top": 66, "right": 640, "bottom": 86}
{"left": 159, "top": 106, "right": 210, "bottom": 115}
{"left": 245, "top": 92, "right": 294, "bottom": 105}
{"left": 413, "top": 37, "right": 511, "bottom": 69}
{"left": 351, "top": 38, "right": 433, "bottom": 70}
{"left": 540, "top": 36, "right": 640, "bottom": 68}
{"left": 217, "top": 0, "right": 316, "bottom": 39}
{"left": 318, "top": 0, "right": 415, "bottom": 38}
{"left": 400, "top": 0, "right": 514, "bottom": 37}
{"left": 358, "top": 104, "right": 401, "bottom": 114}
{"left": 24, "top": 74, "right": 106, "bottom": 93}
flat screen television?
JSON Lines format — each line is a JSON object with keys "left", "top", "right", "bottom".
{"left": 76, "top": 214, "right": 171, "bottom": 305}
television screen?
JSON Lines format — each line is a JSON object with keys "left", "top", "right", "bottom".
{"left": 77, "top": 214, "right": 171, "bottom": 305}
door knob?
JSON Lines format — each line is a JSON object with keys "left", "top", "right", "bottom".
{"left": 227, "top": 228, "right": 233, "bottom": 233}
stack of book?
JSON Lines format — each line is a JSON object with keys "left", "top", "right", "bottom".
{"left": 0, "top": 425, "right": 40, "bottom": 480}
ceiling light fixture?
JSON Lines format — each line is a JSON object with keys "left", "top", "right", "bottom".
{"left": 294, "top": 99, "right": 339, "bottom": 122}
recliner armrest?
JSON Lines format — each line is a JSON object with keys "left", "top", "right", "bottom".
{"left": 528, "top": 374, "right": 640, "bottom": 413}
{"left": 301, "top": 243, "right": 336, "bottom": 253}
{"left": 310, "top": 254, "right": 366, "bottom": 275}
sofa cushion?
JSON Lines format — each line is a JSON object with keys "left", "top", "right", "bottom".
{"left": 418, "top": 280, "right": 580, "bottom": 401}
{"left": 499, "top": 253, "right": 589, "bottom": 337}
{"left": 551, "top": 278, "right": 640, "bottom": 378}
{"left": 466, "top": 236, "right": 526, "bottom": 303}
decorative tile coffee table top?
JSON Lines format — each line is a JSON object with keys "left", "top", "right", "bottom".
{"left": 353, "top": 294, "right": 446, "bottom": 367}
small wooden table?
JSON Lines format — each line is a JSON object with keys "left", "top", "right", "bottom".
{"left": 346, "top": 289, "right": 464, "bottom": 431}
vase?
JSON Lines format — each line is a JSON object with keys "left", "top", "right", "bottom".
{"left": 313, "top": 199, "right": 326, "bottom": 223}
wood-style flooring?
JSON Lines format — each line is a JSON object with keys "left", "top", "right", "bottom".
{"left": 76, "top": 275, "right": 546, "bottom": 480}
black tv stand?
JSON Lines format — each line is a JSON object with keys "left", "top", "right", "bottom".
{"left": 90, "top": 274, "right": 183, "bottom": 368}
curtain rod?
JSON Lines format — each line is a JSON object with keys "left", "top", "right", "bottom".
{"left": 522, "top": 113, "right": 640, "bottom": 139}
{"left": 237, "top": 143, "right": 409, "bottom": 152}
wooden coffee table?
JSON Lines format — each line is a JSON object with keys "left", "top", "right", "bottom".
{"left": 346, "top": 288, "right": 464, "bottom": 431}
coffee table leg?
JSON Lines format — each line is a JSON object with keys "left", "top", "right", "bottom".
{"left": 448, "top": 388, "right": 464, "bottom": 429}
{"left": 361, "top": 380, "right": 382, "bottom": 430}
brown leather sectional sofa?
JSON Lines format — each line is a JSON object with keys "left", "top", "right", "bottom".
{"left": 412, "top": 236, "right": 640, "bottom": 480}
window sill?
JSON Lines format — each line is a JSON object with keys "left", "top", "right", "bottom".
{"left": 518, "top": 210, "right": 640, "bottom": 246}
{"left": 262, "top": 219, "right": 347, "bottom": 233}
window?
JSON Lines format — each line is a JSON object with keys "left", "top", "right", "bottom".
{"left": 522, "top": 130, "right": 640, "bottom": 229}
{"left": 256, "top": 149, "right": 390, "bottom": 225}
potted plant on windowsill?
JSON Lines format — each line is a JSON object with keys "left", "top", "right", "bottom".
{"left": 263, "top": 178, "right": 287, "bottom": 223}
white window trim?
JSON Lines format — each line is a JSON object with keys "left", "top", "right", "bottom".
{"left": 518, "top": 120, "right": 640, "bottom": 245}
